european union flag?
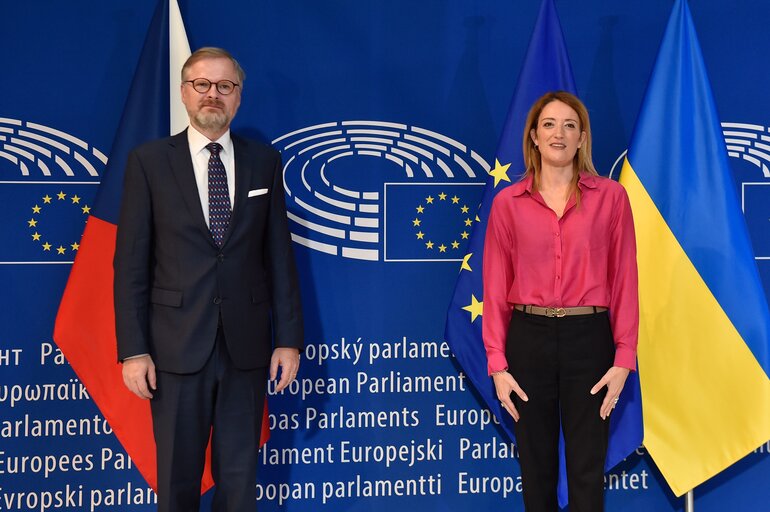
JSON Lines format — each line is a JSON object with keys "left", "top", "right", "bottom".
{"left": 0, "top": 183, "right": 96, "bottom": 263}
{"left": 384, "top": 183, "right": 483, "bottom": 261}
{"left": 742, "top": 182, "right": 770, "bottom": 258}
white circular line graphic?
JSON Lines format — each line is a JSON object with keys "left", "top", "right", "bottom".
{"left": 721, "top": 122, "right": 770, "bottom": 178}
{"left": 273, "top": 121, "right": 490, "bottom": 261}
{"left": 0, "top": 117, "right": 105, "bottom": 179}
{"left": 609, "top": 122, "right": 770, "bottom": 179}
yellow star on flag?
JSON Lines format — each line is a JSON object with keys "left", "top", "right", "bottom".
{"left": 489, "top": 159, "right": 512, "bottom": 188}
{"left": 57, "top": 191, "right": 66, "bottom": 200}
{"left": 56, "top": 246, "right": 66, "bottom": 255}
{"left": 426, "top": 196, "right": 434, "bottom": 204}
{"left": 439, "top": 244, "right": 447, "bottom": 253}
{"left": 426, "top": 241, "right": 434, "bottom": 249}
{"left": 412, "top": 218, "right": 421, "bottom": 227}
{"left": 71, "top": 242, "right": 80, "bottom": 251}
{"left": 71, "top": 195, "right": 81, "bottom": 204}
{"left": 451, "top": 240, "right": 460, "bottom": 249}
{"left": 438, "top": 192, "right": 447, "bottom": 201}
{"left": 416, "top": 231, "right": 425, "bottom": 239}
{"left": 464, "top": 218, "right": 473, "bottom": 226}
{"left": 43, "top": 195, "right": 52, "bottom": 204}
{"left": 42, "top": 242, "right": 52, "bottom": 251}
{"left": 32, "top": 205, "right": 41, "bottom": 214}
{"left": 451, "top": 196, "right": 460, "bottom": 204}
{"left": 32, "top": 232, "right": 41, "bottom": 241}
{"left": 461, "top": 253, "right": 473, "bottom": 272}
{"left": 82, "top": 205, "right": 91, "bottom": 214}
{"left": 461, "top": 231, "right": 469, "bottom": 239}
{"left": 416, "top": 205, "right": 424, "bottom": 213}
{"left": 28, "top": 218, "right": 38, "bottom": 227}
{"left": 461, "top": 205, "right": 469, "bottom": 213}
{"left": 462, "top": 294, "right": 483, "bottom": 322}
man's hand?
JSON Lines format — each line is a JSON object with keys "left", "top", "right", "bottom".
{"left": 122, "top": 355, "right": 156, "bottom": 399}
{"left": 270, "top": 347, "right": 300, "bottom": 393}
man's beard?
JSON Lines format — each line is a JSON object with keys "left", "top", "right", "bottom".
{"left": 194, "top": 110, "right": 229, "bottom": 132}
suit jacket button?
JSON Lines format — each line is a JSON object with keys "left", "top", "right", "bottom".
{"left": 213, "top": 297, "right": 222, "bottom": 305}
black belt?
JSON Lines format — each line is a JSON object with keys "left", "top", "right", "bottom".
{"left": 514, "top": 304, "right": 607, "bottom": 317}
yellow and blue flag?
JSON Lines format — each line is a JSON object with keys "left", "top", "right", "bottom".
{"left": 445, "top": 0, "right": 643, "bottom": 506}
{"left": 619, "top": 0, "right": 770, "bottom": 497}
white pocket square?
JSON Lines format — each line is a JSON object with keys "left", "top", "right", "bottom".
{"left": 248, "top": 188, "right": 269, "bottom": 197}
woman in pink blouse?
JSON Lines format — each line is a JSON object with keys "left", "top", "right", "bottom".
{"left": 483, "top": 91, "right": 638, "bottom": 512}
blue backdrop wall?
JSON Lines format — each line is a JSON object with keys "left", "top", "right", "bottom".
{"left": 1, "top": 1, "right": 768, "bottom": 511}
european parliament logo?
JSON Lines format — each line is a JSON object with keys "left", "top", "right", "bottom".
{"left": 273, "top": 121, "right": 489, "bottom": 262}
{"left": 724, "top": 122, "right": 770, "bottom": 260}
{"left": 0, "top": 117, "right": 103, "bottom": 264}
{"left": 610, "top": 121, "right": 770, "bottom": 260}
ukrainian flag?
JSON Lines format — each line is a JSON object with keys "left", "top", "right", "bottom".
{"left": 619, "top": 0, "right": 770, "bottom": 497}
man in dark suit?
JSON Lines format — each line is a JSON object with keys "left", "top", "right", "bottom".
{"left": 114, "top": 47, "right": 303, "bottom": 511}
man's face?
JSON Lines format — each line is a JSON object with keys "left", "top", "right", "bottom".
{"left": 181, "top": 57, "right": 242, "bottom": 135}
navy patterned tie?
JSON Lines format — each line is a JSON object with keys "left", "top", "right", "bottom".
{"left": 206, "top": 142, "right": 231, "bottom": 246}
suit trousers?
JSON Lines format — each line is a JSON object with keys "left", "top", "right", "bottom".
{"left": 150, "top": 326, "right": 267, "bottom": 512}
{"left": 506, "top": 308, "right": 615, "bottom": 512}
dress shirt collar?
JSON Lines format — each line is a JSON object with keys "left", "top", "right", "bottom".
{"left": 511, "top": 171, "right": 599, "bottom": 198}
{"left": 187, "top": 125, "right": 233, "bottom": 157}
{"left": 576, "top": 172, "right": 600, "bottom": 190}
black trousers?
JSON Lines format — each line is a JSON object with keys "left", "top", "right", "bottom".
{"left": 151, "top": 327, "right": 267, "bottom": 512}
{"left": 506, "top": 308, "right": 615, "bottom": 512}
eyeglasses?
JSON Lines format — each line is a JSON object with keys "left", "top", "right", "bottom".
{"left": 183, "top": 78, "right": 240, "bottom": 95}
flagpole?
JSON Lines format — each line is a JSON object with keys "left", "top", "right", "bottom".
{"left": 685, "top": 489, "right": 694, "bottom": 512}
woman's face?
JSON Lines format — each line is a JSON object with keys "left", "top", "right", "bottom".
{"left": 530, "top": 100, "right": 586, "bottom": 169}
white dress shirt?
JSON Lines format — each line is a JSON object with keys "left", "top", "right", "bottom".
{"left": 187, "top": 126, "right": 236, "bottom": 226}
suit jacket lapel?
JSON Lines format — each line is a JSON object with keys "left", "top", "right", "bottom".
{"left": 224, "top": 135, "right": 252, "bottom": 246}
{"left": 168, "top": 130, "right": 215, "bottom": 246}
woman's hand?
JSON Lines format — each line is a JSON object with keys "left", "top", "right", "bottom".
{"left": 493, "top": 371, "right": 529, "bottom": 422}
{"left": 590, "top": 366, "right": 630, "bottom": 420}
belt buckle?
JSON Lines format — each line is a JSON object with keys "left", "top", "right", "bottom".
{"left": 546, "top": 307, "right": 567, "bottom": 318}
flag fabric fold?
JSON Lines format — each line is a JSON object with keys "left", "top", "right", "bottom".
{"left": 444, "top": 0, "right": 643, "bottom": 507}
{"left": 619, "top": 0, "right": 770, "bottom": 497}
{"left": 54, "top": 0, "right": 234, "bottom": 493}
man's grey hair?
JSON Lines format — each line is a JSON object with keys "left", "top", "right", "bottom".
{"left": 181, "top": 47, "right": 246, "bottom": 85}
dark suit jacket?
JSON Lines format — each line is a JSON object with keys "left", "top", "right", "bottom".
{"left": 113, "top": 130, "right": 303, "bottom": 374}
